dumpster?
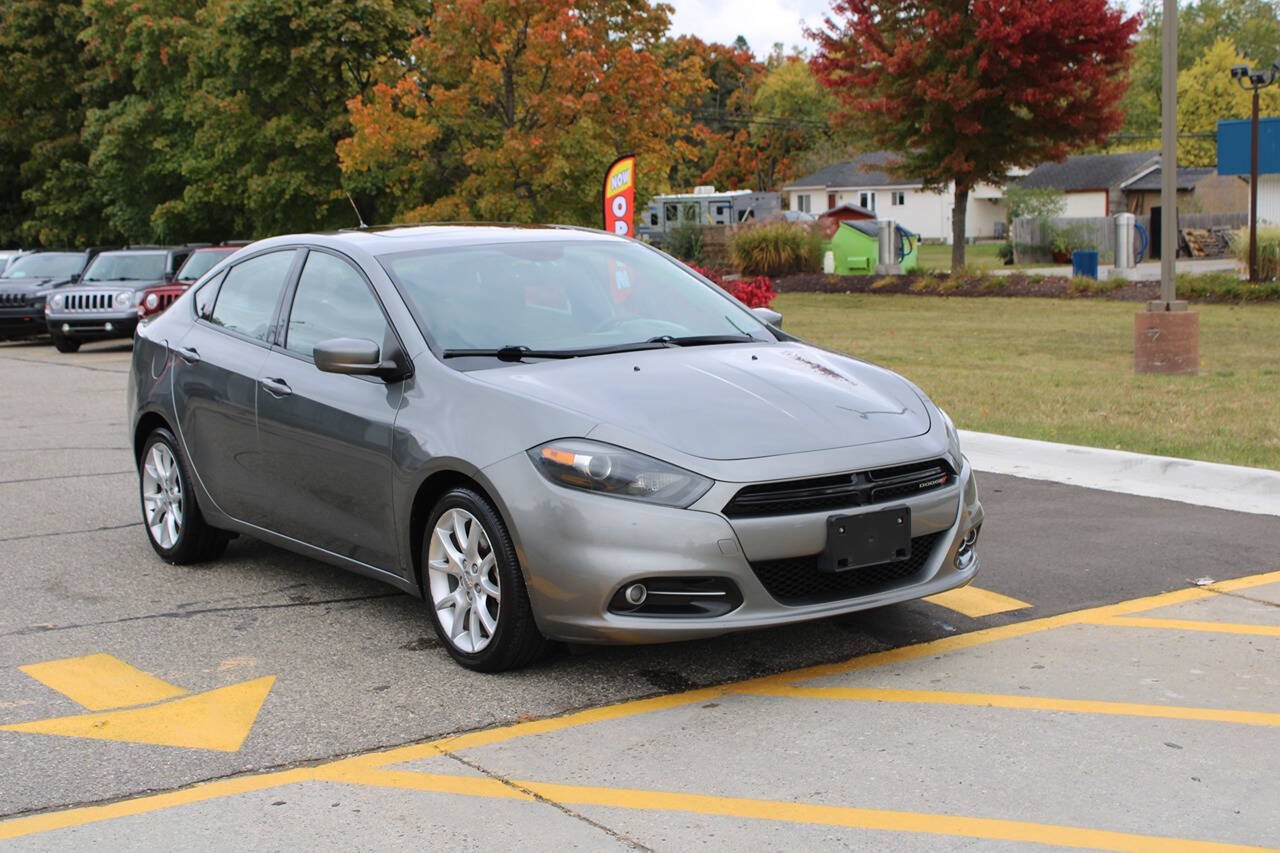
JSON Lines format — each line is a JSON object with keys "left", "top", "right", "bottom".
{"left": 827, "top": 221, "right": 919, "bottom": 274}
{"left": 1071, "top": 249, "right": 1099, "bottom": 279}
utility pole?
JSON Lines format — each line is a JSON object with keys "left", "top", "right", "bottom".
{"left": 1135, "top": 0, "right": 1198, "bottom": 375}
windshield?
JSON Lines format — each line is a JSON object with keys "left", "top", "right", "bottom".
{"left": 176, "top": 250, "right": 232, "bottom": 281}
{"left": 83, "top": 252, "right": 166, "bottom": 282}
{"left": 380, "top": 240, "right": 770, "bottom": 355}
{"left": 2, "top": 253, "right": 84, "bottom": 280}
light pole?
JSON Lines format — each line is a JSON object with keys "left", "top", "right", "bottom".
{"left": 1230, "top": 62, "right": 1279, "bottom": 283}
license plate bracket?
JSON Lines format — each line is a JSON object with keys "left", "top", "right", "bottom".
{"left": 818, "top": 506, "right": 911, "bottom": 573}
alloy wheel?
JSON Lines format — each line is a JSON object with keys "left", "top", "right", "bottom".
{"left": 427, "top": 508, "right": 501, "bottom": 653}
{"left": 141, "top": 442, "right": 184, "bottom": 549}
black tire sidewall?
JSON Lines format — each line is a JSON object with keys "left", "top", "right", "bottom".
{"left": 423, "top": 488, "right": 540, "bottom": 670}
{"left": 52, "top": 334, "right": 80, "bottom": 353}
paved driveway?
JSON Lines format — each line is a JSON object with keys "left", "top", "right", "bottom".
{"left": 1, "top": 340, "right": 1277, "bottom": 849}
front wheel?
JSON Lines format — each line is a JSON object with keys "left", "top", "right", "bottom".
{"left": 139, "top": 427, "right": 228, "bottom": 564}
{"left": 423, "top": 488, "right": 550, "bottom": 672}
{"left": 51, "top": 334, "right": 81, "bottom": 353}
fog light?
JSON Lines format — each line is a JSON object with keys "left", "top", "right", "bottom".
{"left": 623, "top": 583, "right": 647, "bottom": 606}
{"left": 954, "top": 525, "right": 980, "bottom": 571}
{"left": 104, "top": 322, "right": 114, "bottom": 332}
{"left": 61, "top": 323, "right": 70, "bottom": 333}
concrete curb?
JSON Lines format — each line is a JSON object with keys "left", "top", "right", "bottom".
{"left": 959, "top": 430, "right": 1280, "bottom": 517}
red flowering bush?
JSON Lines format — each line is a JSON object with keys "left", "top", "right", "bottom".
{"left": 688, "top": 264, "right": 776, "bottom": 309}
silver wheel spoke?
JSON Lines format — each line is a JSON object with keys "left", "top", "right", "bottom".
{"left": 427, "top": 507, "right": 502, "bottom": 654}
{"left": 450, "top": 598, "right": 471, "bottom": 640}
{"left": 477, "top": 602, "right": 498, "bottom": 634}
{"left": 479, "top": 576, "right": 500, "bottom": 598}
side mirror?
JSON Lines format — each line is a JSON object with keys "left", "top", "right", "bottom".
{"left": 313, "top": 337, "right": 405, "bottom": 380}
{"left": 751, "top": 306, "right": 783, "bottom": 328}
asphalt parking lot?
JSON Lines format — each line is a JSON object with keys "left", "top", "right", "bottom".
{"left": 1, "top": 339, "right": 1278, "bottom": 849}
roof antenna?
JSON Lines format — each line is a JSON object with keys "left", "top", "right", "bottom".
{"left": 345, "top": 192, "right": 368, "bottom": 229}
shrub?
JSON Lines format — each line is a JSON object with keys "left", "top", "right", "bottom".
{"left": 729, "top": 222, "right": 820, "bottom": 276}
{"left": 688, "top": 264, "right": 776, "bottom": 308}
{"left": 1231, "top": 226, "right": 1280, "bottom": 281}
{"left": 667, "top": 220, "right": 703, "bottom": 264}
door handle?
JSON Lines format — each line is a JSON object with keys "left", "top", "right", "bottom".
{"left": 261, "top": 377, "right": 292, "bottom": 397}
{"left": 175, "top": 346, "right": 201, "bottom": 364}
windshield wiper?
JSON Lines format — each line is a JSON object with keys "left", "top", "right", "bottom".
{"left": 442, "top": 342, "right": 672, "bottom": 362}
{"left": 646, "top": 334, "right": 755, "bottom": 347}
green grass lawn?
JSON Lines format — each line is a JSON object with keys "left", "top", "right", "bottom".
{"left": 776, "top": 293, "right": 1280, "bottom": 470}
{"left": 916, "top": 241, "right": 1012, "bottom": 272}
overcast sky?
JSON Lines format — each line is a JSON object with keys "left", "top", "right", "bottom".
{"left": 667, "top": 0, "right": 1149, "bottom": 59}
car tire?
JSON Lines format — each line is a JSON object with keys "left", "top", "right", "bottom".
{"left": 423, "top": 487, "right": 550, "bottom": 672}
{"left": 51, "top": 334, "right": 81, "bottom": 353}
{"left": 138, "top": 427, "right": 228, "bottom": 564}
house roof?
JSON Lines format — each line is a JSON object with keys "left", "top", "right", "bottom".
{"left": 1018, "top": 151, "right": 1158, "bottom": 192}
{"left": 784, "top": 151, "right": 924, "bottom": 190}
{"left": 1121, "top": 166, "right": 1219, "bottom": 192}
{"left": 818, "top": 202, "right": 876, "bottom": 218}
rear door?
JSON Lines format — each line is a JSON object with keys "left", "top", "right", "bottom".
{"left": 255, "top": 249, "right": 404, "bottom": 572}
{"left": 171, "top": 248, "right": 300, "bottom": 524}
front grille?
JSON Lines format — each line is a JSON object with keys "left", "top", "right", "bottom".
{"left": 749, "top": 531, "right": 944, "bottom": 606}
{"left": 158, "top": 291, "right": 179, "bottom": 310}
{"left": 724, "top": 459, "right": 953, "bottom": 518}
{"left": 63, "top": 291, "right": 115, "bottom": 312}
{"left": 0, "top": 292, "right": 27, "bottom": 307}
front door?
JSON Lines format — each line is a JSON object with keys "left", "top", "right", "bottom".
{"left": 171, "top": 249, "right": 299, "bottom": 522}
{"left": 254, "top": 250, "right": 403, "bottom": 572}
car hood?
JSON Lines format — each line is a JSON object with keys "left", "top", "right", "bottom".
{"left": 468, "top": 342, "right": 931, "bottom": 460}
{"left": 70, "top": 277, "right": 164, "bottom": 291}
{"left": 0, "top": 275, "right": 69, "bottom": 292}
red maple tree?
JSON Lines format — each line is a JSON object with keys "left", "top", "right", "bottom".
{"left": 809, "top": 0, "right": 1140, "bottom": 268}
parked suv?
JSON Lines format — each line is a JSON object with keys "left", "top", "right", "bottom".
{"left": 0, "top": 249, "right": 101, "bottom": 341}
{"left": 137, "top": 244, "right": 245, "bottom": 324}
{"left": 44, "top": 245, "right": 201, "bottom": 352}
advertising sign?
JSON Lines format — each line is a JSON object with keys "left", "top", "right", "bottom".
{"left": 603, "top": 154, "right": 636, "bottom": 237}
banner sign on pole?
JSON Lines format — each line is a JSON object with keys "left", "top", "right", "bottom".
{"left": 603, "top": 154, "right": 636, "bottom": 237}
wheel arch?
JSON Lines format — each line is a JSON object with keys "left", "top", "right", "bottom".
{"left": 407, "top": 468, "right": 522, "bottom": 598}
{"left": 133, "top": 410, "right": 173, "bottom": 466}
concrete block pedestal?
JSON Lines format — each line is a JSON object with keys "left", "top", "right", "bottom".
{"left": 1134, "top": 302, "right": 1199, "bottom": 374}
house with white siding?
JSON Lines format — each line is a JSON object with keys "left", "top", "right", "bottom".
{"left": 782, "top": 151, "right": 1008, "bottom": 242}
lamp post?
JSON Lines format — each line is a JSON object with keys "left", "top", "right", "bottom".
{"left": 1230, "top": 62, "right": 1279, "bottom": 283}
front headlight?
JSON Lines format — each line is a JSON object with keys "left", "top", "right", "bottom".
{"left": 529, "top": 439, "right": 713, "bottom": 507}
{"left": 48, "top": 294, "right": 64, "bottom": 310}
{"left": 939, "top": 408, "right": 963, "bottom": 467}
{"left": 115, "top": 291, "right": 133, "bottom": 308}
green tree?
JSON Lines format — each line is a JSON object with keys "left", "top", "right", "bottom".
{"left": 1177, "top": 37, "right": 1280, "bottom": 165}
{"left": 747, "top": 59, "right": 836, "bottom": 188}
{"left": 0, "top": 0, "right": 116, "bottom": 247}
{"left": 167, "top": 0, "right": 422, "bottom": 238}
{"left": 1120, "top": 0, "right": 1280, "bottom": 144}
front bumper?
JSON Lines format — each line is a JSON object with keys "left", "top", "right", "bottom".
{"left": 45, "top": 310, "right": 138, "bottom": 341}
{"left": 483, "top": 452, "right": 984, "bottom": 644}
{"left": 0, "top": 306, "right": 46, "bottom": 338}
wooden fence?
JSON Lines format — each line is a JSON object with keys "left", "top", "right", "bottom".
{"left": 1012, "top": 212, "right": 1248, "bottom": 264}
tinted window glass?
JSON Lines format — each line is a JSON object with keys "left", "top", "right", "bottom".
{"left": 285, "top": 252, "right": 387, "bottom": 358}
{"left": 177, "top": 250, "right": 234, "bottom": 282}
{"left": 209, "top": 251, "right": 294, "bottom": 341}
{"left": 193, "top": 271, "right": 225, "bottom": 319}
{"left": 1, "top": 253, "right": 84, "bottom": 279}
{"left": 82, "top": 252, "right": 166, "bottom": 282}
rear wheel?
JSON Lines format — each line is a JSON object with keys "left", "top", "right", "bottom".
{"left": 423, "top": 488, "right": 549, "bottom": 671}
{"left": 139, "top": 427, "right": 228, "bottom": 564}
{"left": 51, "top": 334, "right": 80, "bottom": 353}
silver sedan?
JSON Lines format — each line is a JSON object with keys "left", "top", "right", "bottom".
{"left": 127, "top": 226, "right": 983, "bottom": 671}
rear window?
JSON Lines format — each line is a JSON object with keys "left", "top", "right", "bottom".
{"left": 83, "top": 252, "right": 166, "bottom": 283}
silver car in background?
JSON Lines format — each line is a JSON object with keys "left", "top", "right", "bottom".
{"left": 127, "top": 226, "right": 982, "bottom": 671}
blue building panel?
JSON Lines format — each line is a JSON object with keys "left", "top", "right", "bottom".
{"left": 1218, "top": 117, "right": 1280, "bottom": 175}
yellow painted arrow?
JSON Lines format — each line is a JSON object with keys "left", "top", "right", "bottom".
{"left": 1, "top": 654, "right": 274, "bottom": 752}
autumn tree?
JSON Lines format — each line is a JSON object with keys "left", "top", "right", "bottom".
{"left": 340, "top": 0, "right": 706, "bottom": 225}
{"left": 1178, "top": 37, "right": 1280, "bottom": 165}
{"left": 811, "top": 0, "right": 1139, "bottom": 268}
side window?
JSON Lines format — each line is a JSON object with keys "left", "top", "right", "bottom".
{"left": 285, "top": 252, "right": 388, "bottom": 359}
{"left": 193, "top": 271, "right": 225, "bottom": 319}
{"left": 209, "top": 251, "right": 295, "bottom": 341}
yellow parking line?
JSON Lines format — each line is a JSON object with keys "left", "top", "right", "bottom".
{"left": 324, "top": 767, "right": 1271, "bottom": 853}
{"left": 925, "top": 585, "right": 1031, "bottom": 617}
{"left": 742, "top": 684, "right": 1280, "bottom": 728}
{"left": 3, "top": 568, "right": 1279, "bottom": 842}
{"left": 18, "top": 653, "right": 188, "bottom": 711}
{"left": 1088, "top": 617, "right": 1280, "bottom": 637}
